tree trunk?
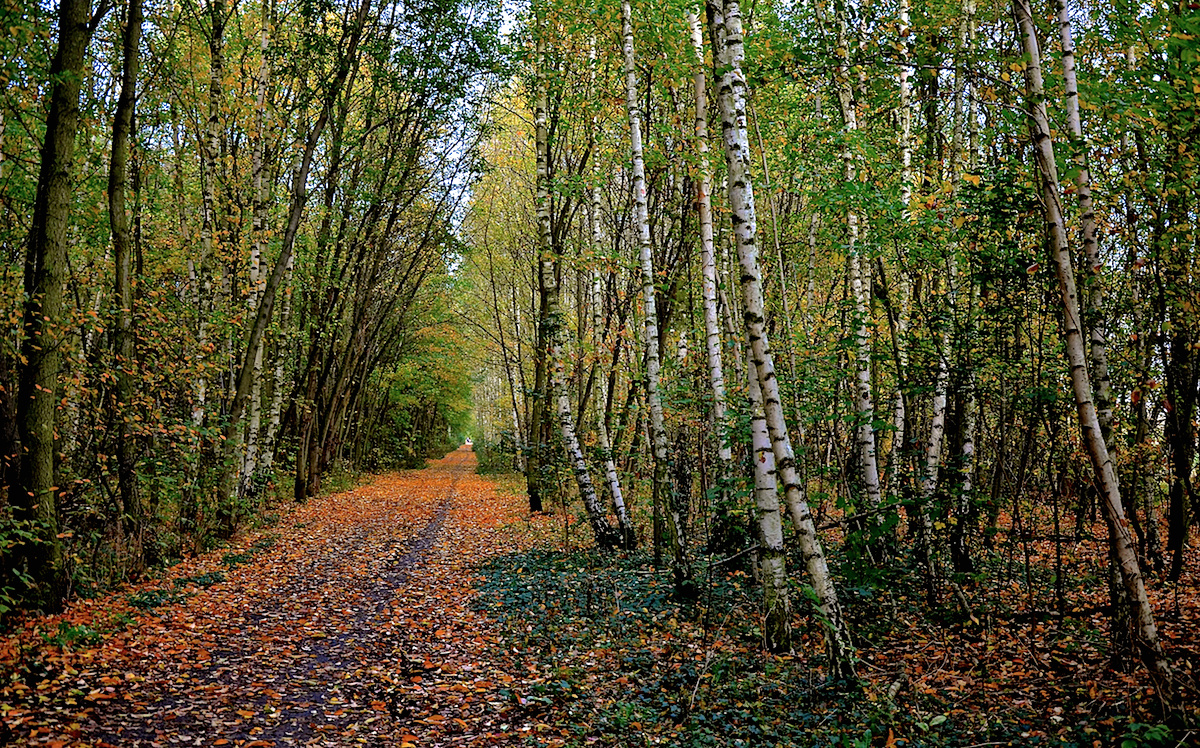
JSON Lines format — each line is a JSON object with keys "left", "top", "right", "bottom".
{"left": 829, "top": 3, "right": 883, "bottom": 513}
{"left": 623, "top": 0, "right": 689, "bottom": 589}
{"left": 709, "top": 0, "right": 855, "bottom": 680}
{"left": 1056, "top": 0, "right": 1112, "bottom": 444}
{"left": 590, "top": 187, "right": 635, "bottom": 547}
{"left": 17, "top": 0, "right": 107, "bottom": 609}
{"left": 746, "top": 351, "right": 791, "bottom": 652}
{"left": 689, "top": 10, "right": 737, "bottom": 554}
{"left": 109, "top": 0, "right": 144, "bottom": 574}
{"left": 536, "top": 22, "right": 618, "bottom": 550}
{"left": 240, "top": 0, "right": 273, "bottom": 499}
{"left": 1014, "top": 0, "right": 1168, "bottom": 682}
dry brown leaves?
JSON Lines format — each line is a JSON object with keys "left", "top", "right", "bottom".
{"left": 0, "top": 448, "right": 551, "bottom": 747}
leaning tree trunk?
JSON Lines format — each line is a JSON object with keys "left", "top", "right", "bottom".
{"left": 746, "top": 352, "right": 791, "bottom": 653}
{"left": 536, "top": 24, "right": 618, "bottom": 550}
{"left": 225, "top": 0, "right": 373, "bottom": 517}
{"left": 1014, "top": 0, "right": 1168, "bottom": 682}
{"left": 709, "top": 0, "right": 855, "bottom": 680}
{"left": 590, "top": 185, "right": 635, "bottom": 547}
{"left": 17, "top": 0, "right": 106, "bottom": 609}
{"left": 623, "top": 0, "right": 689, "bottom": 588}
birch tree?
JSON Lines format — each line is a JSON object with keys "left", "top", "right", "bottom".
{"left": 623, "top": 0, "right": 690, "bottom": 588}
{"left": 1014, "top": 0, "right": 1168, "bottom": 682}
{"left": 708, "top": 0, "right": 855, "bottom": 679}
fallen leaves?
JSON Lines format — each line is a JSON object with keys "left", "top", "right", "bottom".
{"left": 1, "top": 448, "right": 543, "bottom": 747}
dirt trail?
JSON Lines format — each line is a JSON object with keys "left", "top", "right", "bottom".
{"left": 2, "top": 448, "right": 537, "bottom": 747}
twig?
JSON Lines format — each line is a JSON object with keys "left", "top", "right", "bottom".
{"left": 688, "top": 650, "right": 713, "bottom": 713}
{"left": 702, "top": 544, "right": 761, "bottom": 568}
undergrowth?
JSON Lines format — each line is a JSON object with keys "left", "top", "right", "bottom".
{"left": 472, "top": 543, "right": 1189, "bottom": 747}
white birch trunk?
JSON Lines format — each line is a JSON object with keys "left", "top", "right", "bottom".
{"left": 240, "top": 1, "right": 272, "bottom": 494}
{"left": 590, "top": 158, "right": 634, "bottom": 546}
{"left": 831, "top": 5, "right": 883, "bottom": 511}
{"left": 887, "top": 0, "right": 914, "bottom": 482}
{"left": 195, "top": 0, "right": 226, "bottom": 428}
{"left": 710, "top": 0, "right": 854, "bottom": 679}
{"left": 690, "top": 12, "right": 732, "bottom": 470}
{"left": 1057, "top": 0, "right": 1112, "bottom": 443}
{"left": 746, "top": 351, "right": 790, "bottom": 652}
{"left": 624, "top": 0, "right": 687, "bottom": 577}
{"left": 258, "top": 252, "right": 291, "bottom": 477}
{"left": 1014, "top": 0, "right": 1166, "bottom": 679}
{"left": 537, "top": 20, "right": 618, "bottom": 550}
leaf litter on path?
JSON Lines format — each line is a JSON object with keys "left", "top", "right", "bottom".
{"left": 1, "top": 448, "right": 546, "bottom": 747}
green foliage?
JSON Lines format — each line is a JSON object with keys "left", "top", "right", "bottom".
{"left": 1119, "top": 721, "right": 1174, "bottom": 748}
{"left": 473, "top": 434, "right": 518, "bottom": 474}
{"left": 126, "top": 588, "right": 185, "bottom": 611}
{"left": 173, "top": 571, "right": 226, "bottom": 588}
{"left": 40, "top": 621, "right": 102, "bottom": 649}
{"left": 0, "top": 514, "right": 40, "bottom": 618}
{"left": 220, "top": 552, "right": 253, "bottom": 568}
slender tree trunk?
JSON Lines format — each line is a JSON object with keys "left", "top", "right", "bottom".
{"left": 623, "top": 0, "right": 689, "bottom": 588}
{"left": 590, "top": 186, "right": 635, "bottom": 547}
{"left": 1014, "top": 0, "right": 1168, "bottom": 681}
{"left": 689, "top": 10, "right": 737, "bottom": 554}
{"left": 229, "top": 0, "right": 373, "bottom": 516}
{"left": 194, "top": 0, "right": 226, "bottom": 428}
{"left": 746, "top": 350, "right": 791, "bottom": 652}
{"left": 829, "top": 3, "right": 882, "bottom": 513}
{"left": 240, "top": 0, "right": 273, "bottom": 498}
{"left": 536, "top": 22, "right": 617, "bottom": 550}
{"left": 709, "top": 0, "right": 855, "bottom": 680}
{"left": 886, "top": 0, "right": 914, "bottom": 485}
{"left": 1056, "top": 0, "right": 1112, "bottom": 443}
{"left": 109, "top": 0, "right": 144, "bottom": 573}
{"left": 916, "top": 259, "right": 953, "bottom": 593}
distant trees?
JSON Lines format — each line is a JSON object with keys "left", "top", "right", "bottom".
{"left": 1, "top": 0, "right": 497, "bottom": 612}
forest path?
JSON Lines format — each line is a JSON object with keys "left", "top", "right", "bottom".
{"left": 2, "top": 448, "right": 540, "bottom": 747}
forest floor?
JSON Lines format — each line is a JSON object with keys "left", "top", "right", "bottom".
{"left": 2, "top": 449, "right": 1198, "bottom": 747}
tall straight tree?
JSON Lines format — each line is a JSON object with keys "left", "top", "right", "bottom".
{"left": 828, "top": 0, "right": 883, "bottom": 514}
{"left": 108, "top": 0, "right": 145, "bottom": 570}
{"left": 17, "top": 0, "right": 110, "bottom": 608}
{"left": 622, "top": 0, "right": 689, "bottom": 589}
{"left": 708, "top": 0, "right": 854, "bottom": 680}
{"left": 689, "top": 9, "right": 735, "bottom": 551}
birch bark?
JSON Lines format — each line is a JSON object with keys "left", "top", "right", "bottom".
{"left": 886, "top": 0, "right": 913, "bottom": 484}
{"left": 746, "top": 352, "right": 790, "bottom": 652}
{"left": 709, "top": 0, "right": 855, "bottom": 678}
{"left": 830, "top": 4, "right": 883, "bottom": 512}
{"left": 1014, "top": 0, "right": 1167, "bottom": 681}
{"left": 589, "top": 131, "right": 634, "bottom": 547}
{"left": 240, "top": 0, "right": 273, "bottom": 498}
{"left": 1056, "top": 0, "right": 1112, "bottom": 443}
{"left": 623, "top": 0, "right": 689, "bottom": 583}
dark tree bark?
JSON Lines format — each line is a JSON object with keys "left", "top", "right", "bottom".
{"left": 17, "top": 0, "right": 109, "bottom": 609}
{"left": 109, "top": 0, "right": 145, "bottom": 573}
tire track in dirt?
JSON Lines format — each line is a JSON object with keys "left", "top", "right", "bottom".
{"left": 77, "top": 450, "right": 474, "bottom": 746}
